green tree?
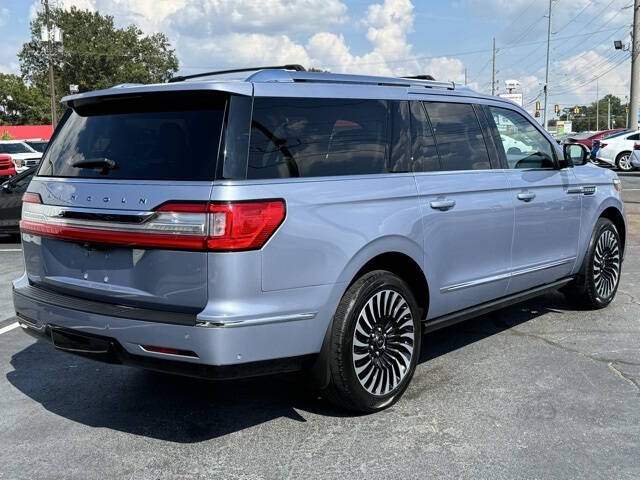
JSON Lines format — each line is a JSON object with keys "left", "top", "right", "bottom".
{"left": 18, "top": 7, "right": 179, "bottom": 122}
{"left": 0, "top": 73, "right": 50, "bottom": 125}
{"left": 555, "top": 95, "right": 628, "bottom": 133}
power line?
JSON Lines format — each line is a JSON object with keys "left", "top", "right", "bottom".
{"left": 551, "top": 53, "right": 631, "bottom": 96}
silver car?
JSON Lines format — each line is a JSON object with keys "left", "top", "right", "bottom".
{"left": 14, "top": 66, "right": 626, "bottom": 412}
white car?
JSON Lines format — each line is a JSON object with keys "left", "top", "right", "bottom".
{"left": 0, "top": 140, "right": 43, "bottom": 174}
{"left": 595, "top": 130, "right": 640, "bottom": 171}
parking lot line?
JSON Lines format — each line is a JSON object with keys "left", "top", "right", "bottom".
{"left": 0, "top": 249, "right": 22, "bottom": 252}
{"left": 0, "top": 322, "right": 19, "bottom": 335}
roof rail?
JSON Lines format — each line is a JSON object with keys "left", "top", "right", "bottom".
{"left": 168, "top": 64, "right": 306, "bottom": 83}
{"left": 268, "top": 71, "right": 456, "bottom": 90}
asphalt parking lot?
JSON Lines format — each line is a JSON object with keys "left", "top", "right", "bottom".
{"left": 1, "top": 175, "right": 639, "bottom": 479}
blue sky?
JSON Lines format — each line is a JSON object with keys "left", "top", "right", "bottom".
{"left": 0, "top": 0, "right": 634, "bottom": 119}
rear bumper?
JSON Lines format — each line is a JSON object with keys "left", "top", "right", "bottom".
{"left": 12, "top": 274, "right": 338, "bottom": 376}
{"left": 17, "top": 318, "right": 313, "bottom": 380}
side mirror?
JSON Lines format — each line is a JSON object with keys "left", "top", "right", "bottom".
{"left": 1, "top": 182, "right": 11, "bottom": 192}
{"left": 563, "top": 142, "right": 590, "bottom": 167}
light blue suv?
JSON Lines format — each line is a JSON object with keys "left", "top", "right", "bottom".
{"left": 13, "top": 66, "right": 626, "bottom": 412}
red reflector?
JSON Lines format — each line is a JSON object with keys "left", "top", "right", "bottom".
{"left": 634, "top": 143, "right": 640, "bottom": 151}
{"left": 207, "top": 200, "right": 286, "bottom": 251}
{"left": 22, "top": 192, "right": 42, "bottom": 204}
{"left": 141, "top": 345, "right": 198, "bottom": 357}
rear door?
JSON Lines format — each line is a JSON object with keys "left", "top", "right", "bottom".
{"left": 487, "top": 105, "right": 580, "bottom": 294}
{"left": 412, "top": 100, "right": 514, "bottom": 320}
{"left": 21, "top": 91, "right": 229, "bottom": 314}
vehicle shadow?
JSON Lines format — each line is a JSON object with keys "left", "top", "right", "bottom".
{"left": 7, "top": 291, "right": 574, "bottom": 443}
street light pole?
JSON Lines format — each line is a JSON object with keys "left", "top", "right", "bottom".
{"left": 629, "top": 0, "right": 640, "bottom": 130}
{"left": 43, "top": 0, "right": 57, "bottom": 128}
{"left": 543, "top": 0, "right": 552, "bottom": 130}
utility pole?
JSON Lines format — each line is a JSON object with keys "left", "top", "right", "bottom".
{"left": 491, "top": 38, "right": 496, "bottom": 96}
{"left": 596, "top": 79, "right": 599, "bottom": 130}
{"left": 629, "top": 0, "right": 640, "bottom": 130}
{"left": 608, "top": 97, "right": 611, "bottom": 129}
{"left": 543, "top": 0, "right": 552, "bottom": 130}
{"left": 43, "top": 0, "right": 57, "bottom": 128}
{"left": 464, "top": 68, "right": 467, "bottom": 86}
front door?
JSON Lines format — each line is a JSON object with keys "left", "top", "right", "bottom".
{"left": 487, "top": 105, "right": 581, "bottom": 294}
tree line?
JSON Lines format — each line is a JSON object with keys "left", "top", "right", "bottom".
{"left": 0, "top": 7, "right": 178, "bottom": 125}
{"left": 548, "top": 94, "right": 630, "bottom": 133}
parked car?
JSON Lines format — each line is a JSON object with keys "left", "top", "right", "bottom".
{"left": 569, "top": 129, "right": 626, "bottom": 149}
{"left": 595, "top": 130, "right": 640, "bottom": 171}
{"left": 591, "top": 130, "right": 633, "bottom": 159}
{"left": 0, "top": 167, "right": 35, "bottom": 238}
{"left": 13, "top": 67, "right": 626, "bottom": 412}
{"left": 25, "top": 139, "right": 49, "bottom": 153}
{"left": 0, "top": 140, "right": 43, "bottom": 173}
{"left": 0, "top": 154, "right": 16, "bottom": 180}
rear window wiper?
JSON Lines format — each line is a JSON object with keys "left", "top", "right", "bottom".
{"left": 71, "top": 157, "right": 118, "bottom": 172}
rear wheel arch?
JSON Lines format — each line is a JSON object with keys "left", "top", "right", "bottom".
{"left": 350, "top": 252, "right": 429, "bottom": 321}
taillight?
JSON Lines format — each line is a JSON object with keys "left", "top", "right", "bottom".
{"left": 634, "top": 143, "right": 640, "bottom": 150}
{"left": 206, "top": 201, "right": 286, "bottom": 251}
{"left": 22, "top": 192, "right": 42, "bottom": 204}
{"left": 19, "top": 199, "right": 285, "bottom": 252}
{"left": 600, "top": 143, "right": 607, "bottom": 149}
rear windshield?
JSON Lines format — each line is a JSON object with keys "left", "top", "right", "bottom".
{"left": 38, "top": 92, "right": 226, "bottom": 181}
{"left": 0, "top": 143, "right": 33, "bottom": 154}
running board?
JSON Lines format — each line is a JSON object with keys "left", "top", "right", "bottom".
{"left": 423, "top": 277, "right": 573, "bottom": 333}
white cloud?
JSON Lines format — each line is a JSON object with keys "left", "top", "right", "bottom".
{"left": 36, "top": 0, "right": 466, "bottom": 83}
{"left": 552, "top": 50, "right": 630, "bottom": 104}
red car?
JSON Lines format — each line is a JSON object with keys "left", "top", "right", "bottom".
{"left": 0, "top": 154, "right": 16, "bottom": 181}
{"left": 568, "top": 129, "right": 626, "bottom": 149}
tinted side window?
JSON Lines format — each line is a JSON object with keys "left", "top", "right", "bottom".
{"left": 423, "top": 102, "right": 491, "bottom": 171}
{"left": 489, "top": 106, "right": 555, "bottom": 169}
{"left": 409, "top": 101, "right": 440, "bottom": 172}
{"left": 627, "top": 133, "right": 640, "bottom": 141}
{"left": 248, "top": 98, "right": 388, "bottom": 179}
{"left": 389, "top": 101, "right": 411, "bottom": 172}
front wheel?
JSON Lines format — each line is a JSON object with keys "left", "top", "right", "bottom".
{"left": 563, "top": 218, "right": 622, "bottom": 309}
{"left": 616, "top": 152, "right": 634, "bottom": 171}
{"left": 322, "top": 270, "right": 421, "bottom": 412}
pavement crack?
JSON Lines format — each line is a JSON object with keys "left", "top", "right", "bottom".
{"left": 617, "top": 289, "right": 640, "bottom": 308}
{"left": 505, "top": 328, "right": 640, "bottom": 367}
{"left": 608, "top": 362, "right": 640, "bottom": 393}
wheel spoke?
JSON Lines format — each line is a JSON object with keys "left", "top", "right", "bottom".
{"left": 593, "top": 229, "right": 620, "bottom": 299}
{"left": 352, "top": 288, "right": 415, "bottom": 397}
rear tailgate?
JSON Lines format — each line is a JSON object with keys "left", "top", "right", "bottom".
{"left": 20, "top": 91, "right": 228, "bottom": 314}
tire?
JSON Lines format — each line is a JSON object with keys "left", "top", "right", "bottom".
{"left": 322, "top": 270, "right": 421, "bottom": 412}
{"left": 563, "top": 218, "right": 622, "bottom": 309}
{"left": 616, "top": 152, "right": 633, "bottom": 171}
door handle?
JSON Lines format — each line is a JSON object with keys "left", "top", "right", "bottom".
{"left": 429, "top": 199, "right": 456, "bottom": 211}
{"left": 517, "top": 192, "right": 536, "bottom": 202}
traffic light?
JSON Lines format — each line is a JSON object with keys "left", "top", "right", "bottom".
{"left": 534, "top": 111, "right": 540, "bottom": 117}
{"left": 573, "top": 106, "right": 580, "bottom": 114}
{"left": 554, "top": 104, "right": 560, "bottom": 114}
{"left": 535, "top": 101, "right": 541, "bottom": 112}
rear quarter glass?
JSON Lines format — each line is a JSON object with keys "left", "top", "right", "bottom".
{"left": 38, "top": 92, "right": 228, "bottom": 181}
